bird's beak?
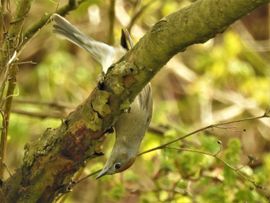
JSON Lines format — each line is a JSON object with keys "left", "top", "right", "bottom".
{"left": 96, "top": 168, "right": 108, "bottom": 179}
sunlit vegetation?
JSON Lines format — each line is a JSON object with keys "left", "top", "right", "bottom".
{"left": 0, "top": 0, "right": 270, "bottom": 202}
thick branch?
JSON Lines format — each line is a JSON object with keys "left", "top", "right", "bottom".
{"left": 2, "top": 0, "right": 269, "bottom": 202}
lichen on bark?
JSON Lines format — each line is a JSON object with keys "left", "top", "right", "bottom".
{"left": 2, "top": 0, "right": 269, "bottom": 202}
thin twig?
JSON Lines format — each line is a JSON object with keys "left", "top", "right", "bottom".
{"left": 57, "top": 167, "right": 87, "bottom": 203}
{"left": 0, "top": 51, "right": 17, "bottom": 106}
{"left": 127, "top": 0, "right": 156, "bottom": 31}
{"left": 70, "top": 112, "right": 269, "bottom": 188}
{"left": 138, "top": 113, "right": 268, "bottom": 156}
{"left": 74, "top": 169, "right": 101, "bottom": 185}
{"left": 108, "top": 0, "right": 116, "bottom": 45}
{"left": 165, "top": 146, "right": 270, "bottom": 199}
{"left": 0, "top": 0, "right": 36, "bottom": 178}
{"left": 148, "top": 124, "right": 168, "bottom": 135}
{"left": 13, "top": 98, "right": 73, "bottom": 109}
{"left": 165, "top": 146, "right": 258, "bottom": 186}
{"left": 0, "top": 65, "right": 17, "bottom": 178}
{"left": 13, "top": 60, "right": 36, "bottom": 65}
{"left": 55, "top": 169, "right": 101, "bottom": 203}
{"left": 11, "top": 108, "right": 65, "bottom": 119}
{"left": 21, "top": 0, "right": 87, "bottom": 50}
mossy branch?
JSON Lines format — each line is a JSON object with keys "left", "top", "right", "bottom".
{"left": 2, "top": 0, "right": 270, "bottom": 202}
{"left": 0, "top": 0, "right": 88, "bottom": 181}
{"left": 0, "top": 0, "right": 34, "bottom": 179}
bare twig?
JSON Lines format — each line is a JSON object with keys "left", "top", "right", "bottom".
{"left": 138, "top": 113, "right": 269, "bottom": 156}
{"left": 0, "top": 0, "right": 11, "bottom": 46}
{"left": 74, "top": 169, "right": 101, "bottom": 184}
{"left": 55, "top": 169, "right": 101, "bottom": 203}
{"left": 11, "top": 108, "right": 65, "bottom": 119}
{"left": 127, "top": 0, "right": 155, "bottom": 31}
{"left": 164, "top": 146, "right": 270, "bottom": 200}
{"left": 21, "top": 0, "right": 88, "bottom": 50}
{"left": 108, "top": 0, "right": 116, "bottom": 45}
{"left": 0, "top": 65, "right": 17, "bottom": 178}
{"left": 13, "top": 98, "right": 73, "bottom": 110}
{"left": 3, "top": 0, "right": 269, "bottom": 201}
{"left": 148, "top": 124, "right": 168, "bottom": 135}
{"left": 0, "top": 0, "right": 35, "bottom": 178}
{"left": 56, "top": 167, "right": 86, "bottom": 203}
{"left": 71, "top": 112, "right": 270, "bottom": 187}
{"left": 165, "top": 146, "right": 259, "bottom": 186}
{"left": 13, "top": 60, "right": 36, "bottom": 65}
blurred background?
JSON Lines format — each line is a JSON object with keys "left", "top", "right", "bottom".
{"left": 4, "top": 0, "right": 270, "bottom": 202}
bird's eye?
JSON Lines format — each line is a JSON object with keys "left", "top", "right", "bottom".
{"left": 114, "top": 162, "right": 121, "bottom": 170}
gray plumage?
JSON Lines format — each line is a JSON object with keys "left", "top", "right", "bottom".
{"left": 52, "top": 14, "right": 124, "bottom": 73}
{"left": 52, "top": 14, "right": 153, "bottom": 178}
{"left": 97, "top": 84, "right": 152, "bottom": 177}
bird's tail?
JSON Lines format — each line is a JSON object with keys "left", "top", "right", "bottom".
{"left": 52, "top": 14, "right": 115, "bottom": 72}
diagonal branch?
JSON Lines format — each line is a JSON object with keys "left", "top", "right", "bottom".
{"left": 2, "top": 0, "right": 269, "bottom": 202}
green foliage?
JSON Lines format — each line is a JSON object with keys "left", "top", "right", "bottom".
{"left": 223, "top": 139, "right": 241, "bottom": 185}
{"left": 3, "top": 0, "right": 270, "bottom": 202}
{"left": 175, "top": 151, "right": 204, "bottom": 177}
{"left": 197, "top": 180, "right": 227, "bottom": 203}
{"left": 107, "top": 183, "right": 126, "bottom": 200}
{"left": 200, "top": 135, "right": 221, "bottom": 153}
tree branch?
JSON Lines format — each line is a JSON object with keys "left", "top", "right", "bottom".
{"left": 0, "top": 0, "right": 34, "bottom": 179}
{"left": 127, "top": 0, "right": 155, "bottom": 31}
{"left": 73, "top": 111, "right": 269, "bottom": 181}
{"left": 21, "top": 0, "right": 88, "bottom": 49}
{"left": 0, "top": 0, "right": 87, "bottom": 179}
{"left": 2, "top": 0, "right": 269, "bottom": 202}
{"left": 13, "top": 98, "right": 73, "bottom": 110}
{"left": 108, "top": 0, "right": 116, "bottom": 45}
{"left": 11, "top": 108, "right": 65, "bottom": 119}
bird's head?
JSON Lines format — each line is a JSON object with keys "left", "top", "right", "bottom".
{"left": 96, "top": 152, "right": 136, "bottom": 179}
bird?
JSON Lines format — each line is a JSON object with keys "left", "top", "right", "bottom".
{"left": 52, "top": 13, "right": 125, "bottom": 73}
{"left": 52, "top": 14, "right": 153, "bottom": 178}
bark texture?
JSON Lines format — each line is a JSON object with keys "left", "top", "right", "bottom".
{"left": 2, "top": 0, "right": 270, "bottom": 202}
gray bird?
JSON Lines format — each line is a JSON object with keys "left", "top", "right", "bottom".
{"left": 52, "top": 14, "right": 152, "bottom": 178}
